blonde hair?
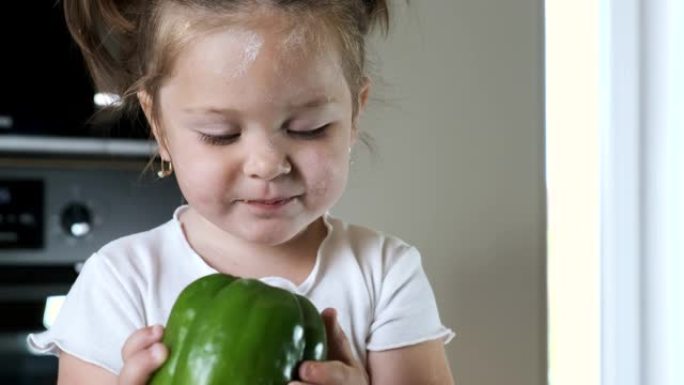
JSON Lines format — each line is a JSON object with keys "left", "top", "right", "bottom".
{"left": 63, "top": 0, "right": 391, "bottom": 131}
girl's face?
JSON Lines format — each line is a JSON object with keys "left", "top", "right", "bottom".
{"left": 147, "top": 19, "right": 367, "bottom": 246}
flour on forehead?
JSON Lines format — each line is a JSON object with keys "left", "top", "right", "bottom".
{"left": 234, "top": 29, "right": 265, "bottom": 78}
{"left": 282, "top": 24, "right": 308, "bottom": 50}
{"left": 277, "top": 22, "right": 344, "bottom": 70}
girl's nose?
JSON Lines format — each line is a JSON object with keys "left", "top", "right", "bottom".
{"left": 242, "top": 137, "right": 292, "bottom": 180}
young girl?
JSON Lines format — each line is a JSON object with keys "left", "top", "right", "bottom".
{"left": 29, "top": 1, "right": 455, "bottom": 384}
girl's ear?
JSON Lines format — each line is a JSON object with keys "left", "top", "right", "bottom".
{"left": 358, "top": 77, "right": 371, "bottom": 112}
{"left": 137, "top": 90, "right": 170, "bottom": 160}
{"left": 351, "top": 77, "right": 371, "bottom": 143}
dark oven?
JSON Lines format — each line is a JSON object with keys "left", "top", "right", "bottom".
{"left": 1, "top": 2, "right": 182, "bottom": 382}
{"left": 0, "top": 158, "right": 181, "bottom": 384}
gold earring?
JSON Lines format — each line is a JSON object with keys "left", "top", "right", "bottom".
{"left": 157, "top": 158, "right": 174, "bottom": 178}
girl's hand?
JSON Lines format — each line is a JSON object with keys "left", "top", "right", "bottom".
{"left": 117, "top": 325, "right": 168, "bottom": 385}
{"left": 290, "top": 308, "right": 369, "bottom": 385}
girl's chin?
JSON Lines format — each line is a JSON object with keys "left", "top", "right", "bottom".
{"left": 230, "top": 223, "right": 305, "bottom": 246}
{"left": 239, "top": 232, "right": 293, "bottom": 246}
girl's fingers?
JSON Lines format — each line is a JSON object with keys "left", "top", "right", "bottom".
{"left": 121, "top": 325, "right": 164, "bottom": 361}
{"left": 295, "top": 360, "right": 365, "bottom": 385}
{"left": 321, "top": 308, "right": 359, "bottom": 369}
{"left": 118, "top": 325, "right": 167, "bottom": 385}
{"left": 292, "top": 308, "right": 368, "bottom": 385}
{"left": 118, "top": 342, "right": 168, "bottom": 385}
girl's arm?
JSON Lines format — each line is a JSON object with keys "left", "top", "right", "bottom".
{"left": 367, "top": 340, "right": 455, "bottom": 385}
{"left": 292, "top": 309, "right": 455, "bottom": 385}
{"left": 57, "top": 325, "right": 168, "bottom": 385}
{"left": 58, "top": 352, "right": 117, "bottom": 385}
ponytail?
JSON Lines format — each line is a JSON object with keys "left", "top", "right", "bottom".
{"left": 362, "top": 0, "right": 390, "bottom": 35}
{"left": 62, "top": 0, "right": 146, "bottom": 114}
{"left": 60, "top": 0, "right": 398, "bottom": 126}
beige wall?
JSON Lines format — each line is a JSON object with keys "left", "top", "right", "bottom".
{"left": 332, "top": 1, "right": 546, "bottom": 384}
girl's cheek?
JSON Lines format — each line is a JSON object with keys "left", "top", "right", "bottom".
{"left": 173, "top": 147, "right": 234, "bottom": 201}
{"left": 301, "top": 147, "right": 349, "bottom": 197}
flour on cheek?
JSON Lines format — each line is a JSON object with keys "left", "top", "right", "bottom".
{"left": 304, "top": 148, "right": 349, "bottom": 209}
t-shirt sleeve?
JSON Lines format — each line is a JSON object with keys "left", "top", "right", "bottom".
{"left": 366, "top": 246, "right": 455, "bottom": 351}
{"left": 26, "top": 252, "right": 143, "bottom": 374}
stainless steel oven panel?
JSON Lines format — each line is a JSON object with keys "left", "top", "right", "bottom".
{"left": 0, "top": 158, "right": 182, "bottom": 383}
{"left": 0, "top": 158, "right": 182, "bottom": 265}
{"left": 0, "top": 342, "right": 57, "bottom": 385}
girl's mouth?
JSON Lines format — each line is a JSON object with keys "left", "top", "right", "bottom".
{"left": 246, "top": 198, "right": 291, "bottom": 205}
{"left": 239, "top": 196, "right": 297, "bottom": 210}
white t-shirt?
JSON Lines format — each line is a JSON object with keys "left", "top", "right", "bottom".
{"left": 28, "top": 206, "right": 454, "bottom": 374}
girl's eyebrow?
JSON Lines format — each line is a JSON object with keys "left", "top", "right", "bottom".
{"left": 288, "top": 95, "right": 339, "bottom": 110}
{"left": 181, "top": 107, "right": 238, "bottom": 116}
{"left": 181, "top": 96, "right": 339, "bottom": 116}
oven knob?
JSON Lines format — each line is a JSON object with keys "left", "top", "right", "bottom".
{"left": 61, "top": 203, "right": 92, "bottom": 238}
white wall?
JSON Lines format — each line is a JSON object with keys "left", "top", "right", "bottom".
{"left": 545, "top": 1, "right": 601, "bottom": 384}
{"left": 332, "top": 1, "right": 546, "bottom": 384}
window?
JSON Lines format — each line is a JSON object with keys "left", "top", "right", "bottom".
{"left": 547, "top": 1, "right": 684, "bottom": 384}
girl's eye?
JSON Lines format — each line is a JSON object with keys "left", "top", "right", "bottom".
{"left": 287, "top": 124, "right": 331, "bottom": 139}
{"left": 199, "top": 133, "right": 240, "bottom": 145}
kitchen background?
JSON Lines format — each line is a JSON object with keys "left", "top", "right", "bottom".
{"left": 337, "top": 1, "right": 546, "bottom": 384}
{"left": 0, "top": 1, "right": 546, "bottom": 385}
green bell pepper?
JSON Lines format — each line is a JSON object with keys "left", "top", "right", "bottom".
{"left": 149, "top": 273, "right": 327, "bottom": 385}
